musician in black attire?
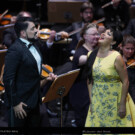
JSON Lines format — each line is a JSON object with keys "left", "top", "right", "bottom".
{"left": 2, "top": 11, "right": 32, "bottom": 48}
{"left": 64, "top": 2, "right": 95, "bottom": 56}
{"left": 69, "top": 23, "right": 100, "bottom": 127}
{"left": 119, "top": 35, "right": 135, "bottom": 103}
{"left": 102, "top": 0, "right": 131, "bottom": 30}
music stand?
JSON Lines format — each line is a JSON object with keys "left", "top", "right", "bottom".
{"left": 42, "top": 69, "right": 80, "bottom": 127}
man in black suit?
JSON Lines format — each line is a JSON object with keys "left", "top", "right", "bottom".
{"left": 3, "top": 17, "right": 56, "bottom": 127}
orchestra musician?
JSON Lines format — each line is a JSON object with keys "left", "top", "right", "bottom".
{"left": 2, "top": 11, "right": 32, "bottom": 48}
{"left": 3, "top": 17, "right": 57, "bottom": 127}
{"left": 69, "top": 23, "right": 100, "bottom": 127}
{"left": 64, "top": 1, "right": 105, "bottom": 57}
{"left": 119, "top": 34, "right": 135, "bottom": 103}
{"left": 101, "top": 0, "right": 131, "bottom": 30}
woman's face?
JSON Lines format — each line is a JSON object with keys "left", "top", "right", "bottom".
{"left": 98, "top": 29, "right": 113, "bottom": 46}
{"left": 122, "top": 43, "right": 135, "bottom": 59}
{"left": 84, "top": 27, "right": 100, "bottom": 47}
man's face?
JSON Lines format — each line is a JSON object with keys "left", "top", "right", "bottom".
{"left": 80, "top": 8, "right": 93, "bottom": 23}
{"left": 25, "top": 22, "right": 38, "bottom": 41}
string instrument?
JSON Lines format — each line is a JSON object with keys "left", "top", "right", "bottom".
{"left": 0, "top": 81, "right": 4, "bottom": 91}
{"left": 38, "top": 17, "right": 105, "bottom": 41}
{"left": 126, "top": 59, "right": 135, "bottom": 69}
{"left": 0, "top": 9, "right": 12, "bottom": 25}
{"left": 0, "top": 65, "right": 5, "bottom": 94}
{"left": 0, "top": 14, "right": 12, "bottom": 25}
{"left": 41, "top": 64, "right": 53, "bottom": 78}
{"left": 38, "top": 28, "right": 69, "bottom": 41}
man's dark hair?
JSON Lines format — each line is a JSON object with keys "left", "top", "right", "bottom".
{"left": 14, "top": 17, "right": 34, "bottom": 37}
{"left": 80, "top": 2, "right": 94, "bottom": 13}
{"left": 16, "top": 11, "right": 32, "bottom": 21}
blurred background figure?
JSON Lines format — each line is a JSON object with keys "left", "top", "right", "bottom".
{"left": 101, "top": 0, "right": 131, "bottom": 31}
{"left": 119, "top": 35, "right": 135, "bottom": 103}
{"left": 64, "top": 2, "right": 96, "bottom": 56}
{"left": 122, "top": 18, "right": 135, "bottom": 38}
{"left": 2, "top": 11, "right": 32, "bottom": 48}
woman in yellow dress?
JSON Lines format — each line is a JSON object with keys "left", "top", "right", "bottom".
{"left": 84, "top": 28, "right": 135, "bottom": 128}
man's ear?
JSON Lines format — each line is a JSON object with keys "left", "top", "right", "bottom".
{"left": 20, "top": 30, "right": 26, "bottom": 38}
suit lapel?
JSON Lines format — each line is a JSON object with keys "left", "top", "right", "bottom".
{"left": 33, "top": 44, "right": 43, "bottom": 74}
{"left": 18, "top": 39, "right": 39, "bottom": 73}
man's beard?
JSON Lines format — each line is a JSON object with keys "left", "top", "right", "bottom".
{"left": 27, "top": 32, "right": 38, "bottom": 43}
{"left": 27, "top": 37, "right": 38, "bottom": 43}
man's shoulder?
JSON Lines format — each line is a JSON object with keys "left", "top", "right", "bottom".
{"left": 72, "top": 21, "right": 82, "bottom": 27}
{"left": 8, "top": 39, "right": 24, "bottom": 50}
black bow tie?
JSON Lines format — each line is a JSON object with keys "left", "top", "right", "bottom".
{"left": 28, "top": 43, "right": 33, "bottom": 49}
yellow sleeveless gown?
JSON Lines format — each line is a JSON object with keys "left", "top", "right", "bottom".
{"left": 85, "top": 51, "right": 135, "bottom": 128}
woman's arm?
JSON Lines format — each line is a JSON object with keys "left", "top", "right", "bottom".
{"left": 115, "top": 55, "right": 129, "bottom": 118}
{"left": 79, "top": 55, "right": 87, "bottom": 66}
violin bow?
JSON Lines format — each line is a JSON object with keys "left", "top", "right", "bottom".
{"left": 0, "top": 23, "right": 14, "bottom": 30}
{"left": 68, "top": 17, "right": 106, "bottom": 37}
{"left": 127, "top": 61, "right": 135, "bottom": 69}
{"left": 39, "top": 17, "right": 105, "bottom": 40}
{"left": 102, "top": 0, "right": 121, "bottom": 8}
{"left": 0, "top": 9, "right": 8, "bottom": 19}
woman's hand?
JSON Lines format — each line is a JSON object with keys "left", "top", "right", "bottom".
{"left": 118, "top": 103, "right": 126, "bottom": 118}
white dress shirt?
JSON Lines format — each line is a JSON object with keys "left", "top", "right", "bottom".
{"left": 20, "top": 38, "right": 41, "bottom": 74}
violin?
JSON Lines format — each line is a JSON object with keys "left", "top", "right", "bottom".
{"left": 41, "top": 64, "right": 53, "bottom": 78}
{"left": 38, "top": 17, "right": 105, "bottom": 41}
{"left": 0, "top": 10, "right": 12, "bottom": 25}
{"left": 0, "top": 81, "right": 4, "bottom": 92}
{"left": 38, "top": 28, "right": 69, "bottom": 41}
{"left": 38, "top": 28, "right": 51, "bottom": 40}
{"left": 0, "top": 14, "right": 12, "bottom": 25}
{"left": 126, "top": 59, "right": 135, "bottom": 68}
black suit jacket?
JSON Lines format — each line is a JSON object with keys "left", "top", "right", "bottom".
{"left": 3, "top": 39, "right": 42, "bottom": 109}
